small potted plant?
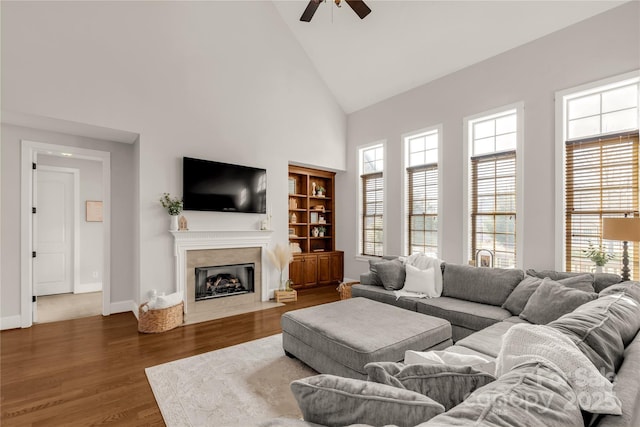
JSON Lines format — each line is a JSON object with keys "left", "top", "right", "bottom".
{"left": 316, "top": 186, "right": 325, "bottom": 197}
{"left": 160, "top": 193, "right": 183, "bottom": 231}
{"left": 318, "top": 226, "right": 326, "bottom": 237}
{"left": 582, "top": 242, "right": 614, "bottom": 273}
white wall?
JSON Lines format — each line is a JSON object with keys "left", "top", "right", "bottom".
{"left": 337, "top": 2, "right": 640, "bottom": 280}
{"left": 1, "top": 1, "right": 347, "bottom": 318}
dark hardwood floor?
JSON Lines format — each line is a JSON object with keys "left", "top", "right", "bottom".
{"left": 1, "top": 286, "right": 340, "bottom": 426}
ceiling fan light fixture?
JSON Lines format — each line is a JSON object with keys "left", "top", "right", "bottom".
{"left": 300, "top": 0, "right": 370, "bottom": 22}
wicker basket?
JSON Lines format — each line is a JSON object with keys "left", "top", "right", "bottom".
{"left": 337, "top": 282, "right": 359, "bottom": 300}
{"left": 138, "top": 301, "right": 184, "bottom": 333}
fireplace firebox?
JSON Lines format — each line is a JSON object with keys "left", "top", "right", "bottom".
{"left": 194, "top": 263, "right": 255, "bottom": 301}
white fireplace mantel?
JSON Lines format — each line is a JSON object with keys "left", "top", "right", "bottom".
{"left": 170, "top": 229, "right": 273, "bottom": 304}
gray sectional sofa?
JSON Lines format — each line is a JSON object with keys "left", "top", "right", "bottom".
{"left": 262, "top": 259, "right": 640, "bottom": 427}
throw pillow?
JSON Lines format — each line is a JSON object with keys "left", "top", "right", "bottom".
{"left": 403, "top": 265, "right": 440, "bottom": 297}
{"left": 526, "top": 269, "right": 622, "bottom": 293}
{"left": 365, "top": 362, "right": 495, "bottom": 411}
{"left": 376, "top": 259, "right": 406, "bottom": 290}
{"left": 290, "top": 374, "right": 444, "bottom": 427}
{"left": 519, "top": 278, "right": 597, "bottom": 324}
{"left": 366, "top": 259, "right": 385, "bottom": 286}
{"left": 502, "top": 274, "right": 594, "bottom": 316}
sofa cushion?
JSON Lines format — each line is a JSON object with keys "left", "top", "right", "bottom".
{"left": 420, "top": 362, "right": 584, "bottom": 427}
{"left": 526, "top": 268, "right": 622, "bottom": 293}
{"left": 454, "top": 321, "right": 515, "bottom": 358}
{"left": 291, "top": 374, "right": 444, "bottom": 427}
{"left": 364, "top": 362, "right": 495, "bottom": 411}
{"left": 519, "top": 278, "right": 597, "bottom": 324}
{"left": 600, "top": 281, "right": 640, "bottom": 304}
{"left": 351, "top": 284, "right": 418, "bottom": 311}
{"left": 415, "top": 297, "right": 511, "bottom": 331}
{"left": 502, "top": 274, "right": 594, "bottom": 316}
{"left": 376, "top": 259, "right": 406, "bottom": 290}
{"left": 549, "top": 289, "right": 640, "bottom": 374}
{"left": 442, "top": 264, "right": 523, "bottom": 306}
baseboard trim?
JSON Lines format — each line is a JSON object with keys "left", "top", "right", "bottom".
{"left": 110, "top": 300, "right": 136, "bottom": 315}
{"left": 1, "top": 315, "right": 23, "bottom": 330}
{"left": 75, "top": 282, "right": 102, "bottom": 294}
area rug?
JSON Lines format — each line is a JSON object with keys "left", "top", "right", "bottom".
{"left": 145, "top": 334, "right": 316, "bottom": 427}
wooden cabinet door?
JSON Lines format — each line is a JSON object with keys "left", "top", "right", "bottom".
{"left": 330, "top": 251, "right": 344, "bottom": 282}
{"left": 289, "top": 255, "right": 306, "bottom": 289}
{"left": 317, "top": 254, "right": 332, "bottom": 284}
{"left": 302, "top": 254, "right": 318, "bottom": 286}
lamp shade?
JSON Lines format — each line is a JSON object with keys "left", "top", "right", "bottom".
{"left": 602, "top": 217, "right": 640, "bottom": 242}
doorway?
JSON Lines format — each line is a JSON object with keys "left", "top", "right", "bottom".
{"left": 21, "top": 140, "right": 111, "bottom": 328}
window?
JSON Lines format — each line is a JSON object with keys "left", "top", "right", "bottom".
{"left": 561, "top": 75, "right": 639, "bottom": 278}
{"left": 359, "top": 144, "right": 384, "bottom": 257}
{"left": 404, "top": 129, "right": 439, "bottom": 256}
{"left": 468, "top": 109, "right": 519, "bottom": 268}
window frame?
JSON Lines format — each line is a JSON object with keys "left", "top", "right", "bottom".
{"left": 357, "top": 141, "right": 386, "bottom": 260}
{"left": 555, "top": 70, "right": 640, "bottom": 271}
{"left": 401, "top": 125, "right": 443, "bottom": 257}
{"left": 463, "top": 102, "right": 524, "bottom": 268}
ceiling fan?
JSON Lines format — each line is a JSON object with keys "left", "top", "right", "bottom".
{"left": 300, "top": 0, "right": 371, "bottom": 22}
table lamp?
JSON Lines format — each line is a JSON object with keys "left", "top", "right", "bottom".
{"left": 602, "top": 217, "right": 640, "bottom": 281}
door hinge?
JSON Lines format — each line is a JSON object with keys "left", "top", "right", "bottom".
{"left": 32, "top": 207, "right": 37, "bottom": 214}
{"left": 32, "top": 251, "right": 36, "bottom": 258}
{"left": 32, "top": 162, "right": 37, "bottom": 170}
{"left": 32, "top": 295, "right": 37, "bottom": 303}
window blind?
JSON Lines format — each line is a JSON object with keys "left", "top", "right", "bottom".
{"left": 362, "top": 172, "right": 383, "bottom": 256}
{"left": 471, "top": 151, "right": 516, "bottom": 268}
{"left": 407, "top": 164, "right": 438, "bottom": 255}
{"left": 565, "top": 132, "right": 639, "bottom": 278}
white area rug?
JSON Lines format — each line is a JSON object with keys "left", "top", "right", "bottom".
{"left": 145, "top": 334, "right": 316, "bottom": 427}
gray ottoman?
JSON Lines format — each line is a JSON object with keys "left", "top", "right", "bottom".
{"left": 281, "top": 297, "right": 452, "bottom": 379}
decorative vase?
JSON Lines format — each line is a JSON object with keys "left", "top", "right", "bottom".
{"left": 170, "top": 215, "right": 179, "bottom": 231}
{"left": 312, "top": 227, "right": 319, "bottom": 237}
{"left": 595, "top": 265, "right": 603, "bottom": 274}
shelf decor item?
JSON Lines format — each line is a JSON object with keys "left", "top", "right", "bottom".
{"left": 160, "top": 193, "right": 183, "bottom": 231}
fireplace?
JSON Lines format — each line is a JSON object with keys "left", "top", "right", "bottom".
{"left": 171, "top": 230, "right": 277, "bottom": 325}
{"left": 195, "top": 263, "right": 255, "bottom": 300}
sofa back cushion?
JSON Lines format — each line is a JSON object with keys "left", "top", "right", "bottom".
{"left": 526, "top": 269, "right": 622, "bottom": 293}
{"left": 442, "top": 264, "right": 523, "bottom": 306}
{"left": 548, "top": 287, "right": 640, "bottom": 374}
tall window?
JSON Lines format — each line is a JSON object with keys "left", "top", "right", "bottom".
{"left": 360, "top": 144, "right": 384, "bottom": 257}
{"left": 469, "top": 109, "right": 518, "bottom": 268}
{"left": 405, "top": 129, "right": 439, "bottom": 256}
{"left": 562, "top": 77, "right": 639, "bottom": 277}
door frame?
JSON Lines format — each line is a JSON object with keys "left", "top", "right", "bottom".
{"left": 21, "top": 140, "right": 111, "bottom": 327}
{"left": 35, "top": 165, "right": 81, "bottom": 297}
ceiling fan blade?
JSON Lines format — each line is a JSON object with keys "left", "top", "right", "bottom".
{"left": 345, "top": 0, "right": 371, "bottom": 19}
{"left": 300, "top": 0, "right": 321, "bottom": 22}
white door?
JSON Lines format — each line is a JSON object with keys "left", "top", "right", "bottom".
{"left": 35, "top": 168, "right": 75, "bottom": 296}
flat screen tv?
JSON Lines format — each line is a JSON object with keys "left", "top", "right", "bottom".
{"left": 183, "top": 157, "right": 267, "bottom": 213}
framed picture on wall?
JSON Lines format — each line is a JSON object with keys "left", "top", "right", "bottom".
{"left": 86, "top": 200, "right": 103, "bottom": 222}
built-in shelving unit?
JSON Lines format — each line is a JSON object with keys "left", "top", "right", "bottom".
{"left": 288, "top": 165, "right": 343, "bottom": 289}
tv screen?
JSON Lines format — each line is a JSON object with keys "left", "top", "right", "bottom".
{"left": 183, "top": 157, "right": 267, "bottom": 213}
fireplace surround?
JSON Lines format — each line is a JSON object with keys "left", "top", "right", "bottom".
{"left": 171, "top": 230, "right": 276, "bottom": 324}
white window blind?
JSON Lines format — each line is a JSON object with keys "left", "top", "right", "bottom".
{"left": 360, "top": 144, "right": 384, "bottom": 257}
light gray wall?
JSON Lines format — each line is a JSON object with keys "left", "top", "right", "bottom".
{"left": 337, "top": 2, "right": 640, "bottom": 280}
{"left": 1, "top": 124, "right": 136, "bottom": 317}
{"left": 1, "top": 1, "right": 347, "bottom": 316}
{"left": 38, "top": 154, "right": 104, "bottom": 290}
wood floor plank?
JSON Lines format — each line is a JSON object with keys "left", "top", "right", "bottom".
{"left": 1, "top": 286, "right": 340, "bottom": 426}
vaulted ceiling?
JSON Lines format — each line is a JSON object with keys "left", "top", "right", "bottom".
{"left": 273, "top": 0, "right": 627, "bottom": 113}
